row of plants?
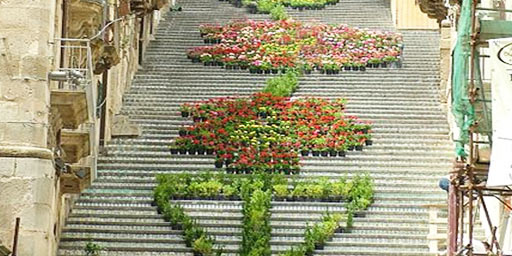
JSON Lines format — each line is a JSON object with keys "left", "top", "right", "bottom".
{"left": 155, "top": 172, "right": 373, "bottom": 255}
{"left": 280, "top": 213, "right": 343, "bottom": 256}
{"left": 170, "top": 93, "right": 372, "bottom": 171}
{"left": 240, "top": 177, "right": 272, "bottom": 256}
{"left": 154, "top": 172, "right": 372, "bottom": 203}
{"left": 190, "top": 19, "right": 403, "bottom": 74}
{"left": 226, "top": 0, "right": 341, "bottom": 13}
{"left": 154, "top": 175, "right": 223, "bottom": 256}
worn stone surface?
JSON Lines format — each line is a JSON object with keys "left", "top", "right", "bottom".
{"left": 111, "top": 114, "right": 142, "bottom": 137}
{"left": 439, "top": 20, "right": 452, "bottom": 104}
{"left": 0, "top": 0, "right": 168, "bottom": 255}
{"left": 0, "top": 158, "right": 56, "bottom": 256}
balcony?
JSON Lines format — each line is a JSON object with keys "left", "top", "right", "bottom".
{"left": 50, "top": 89, "right": 88, "bottom": 129}
{"left": 60, "top": 165, "right": 92, "bottom": 194}
{"left": 61, "top": 129, "right": 90, "bottom": 164}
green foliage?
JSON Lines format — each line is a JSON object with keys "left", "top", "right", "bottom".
{"left": 257, "top": 0, "right": 277, "bottom": 13}
{"left": 155, "top": 172, "right": 374, "bottom": 256}
{"left": 193, "top": 235, "right": 216, "bottom": 256}
{"left": 241, "top": 188, "right": 272, "bottom": 256}
{"left": 347, "top": 173, "right": 373, "bottom": 212}
{"left": 280, "top": 213, "right": 343, "bottom": 256}
{"left": 272, "top": 184, "right": 289, "bottom": 198}
{"left": 270, "top": 4, "right": 289, "bottom": 20}
{"left": 262, "top": 71, "right": 299, "bottom": 97}
{"left": 84, "top": 241, "right": 103, "bottom": 256}
{"left": 154, "top": 175, "right": 222, "bottom": 256}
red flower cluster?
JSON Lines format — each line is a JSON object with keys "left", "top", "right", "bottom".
{"left": 172, "top": 93, "right": 373, "bottom": 174}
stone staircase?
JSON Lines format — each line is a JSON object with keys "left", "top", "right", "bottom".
{"left": 57, "top": 0, "right": 460, "bottom": 255}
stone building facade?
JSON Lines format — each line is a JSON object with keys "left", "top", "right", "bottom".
{"left": 0, "top": 0, "right": 169, "bottom": 254}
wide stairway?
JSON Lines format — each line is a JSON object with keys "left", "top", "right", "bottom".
{"left": 57, "top": 0, "right": 454, "bottom": 255}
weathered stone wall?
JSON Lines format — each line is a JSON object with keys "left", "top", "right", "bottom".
{"left": 105, "top": 9, "right": 167, "bottom": 141}
{"left": 0, "top": 0, "right": 169, "bottom": 254}
{"left": 0, "top": 0, "right": 59, "bottom": 255}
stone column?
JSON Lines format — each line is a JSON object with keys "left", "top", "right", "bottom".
{"left": 0, "top": 0, "right": 58, "bottom": 255}
{"left": 439, "top": 20, "right": 452, "bottom": 104}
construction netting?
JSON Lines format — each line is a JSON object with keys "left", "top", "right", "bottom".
{"left": 451, "top": 0, "right": 475, "bottom": 157}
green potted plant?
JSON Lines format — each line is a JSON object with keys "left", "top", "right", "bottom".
{"left": 193, "top": 235, "right": 214, "bottom": 256}
{"left": 272, "top": 184, "right": 289, "bottom": 201}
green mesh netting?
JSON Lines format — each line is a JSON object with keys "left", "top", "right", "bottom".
{"left": 451, "top": 0, "right": 475, "bottom": 157}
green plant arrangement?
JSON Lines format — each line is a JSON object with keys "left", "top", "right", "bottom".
{"left": 84, "top": 241, "right": 103, "bottom": 256}
{"left": 262, "top": 70, "right": 299, "bottom": 97}
{"left": 155, "top": 172, "right": 373, "bottom": 255}
{"left": 154, "top": 175, "right": 223, "bottom": 256}
{"left": 280, "top": 213, "right": 343, "bottom": 256}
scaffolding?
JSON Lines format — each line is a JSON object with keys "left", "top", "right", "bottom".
{"left": 449, "top": 0, "right": 512, "bottom": 255}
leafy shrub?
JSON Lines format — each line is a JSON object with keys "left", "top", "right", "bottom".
{"left": 270, "top": 4, "right": 289, "bottom": 20}
{"left": 262, "top": 71, "right": 299, "bottom": 97}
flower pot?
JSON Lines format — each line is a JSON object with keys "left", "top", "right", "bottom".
{"left": 344, "top": 66, "right": 351, "bottom": 71}
{"left": 320, "top": 150, "right": 329, "bottom": 157}
{"left": 353, "top": 66, "right": 359, "bottom": 71}
{"left": 206, "top": 148, "right": 214, "bottom": 155}
{"left": 314, "top": 243, "right": 324, "bottom": 250}
{"left": 355, "top": 145, "right": 363, "bottom": 151}
{"left": 249, "top": 69, "right": 257, "bottom": 74}
{"left": 257, "top": 69, "right": 263, "bottom": 74}
{"left": 333, "top": 70, "right": 340, "bottom": 74}
{"left": 338, "top": 150, "right": 346, "bottom": 157}
{"left": 181, "top": 111, "right": 189, "bottom": 118}
{"left": 365, "top": 140, "right": 373, "bottom": 146}
{"left": 264, "top": 69, "right": 271, "bottom": 74}
{"left": 197, "top": 148, "right": 205, "bottom": 155}
{"left": 354, "top": 212, "right": 366, "bottom": 218}
{"left": 179, "top": 148, "right": 187, "bottom": 154}
{"left": 172, "top": 224, "right": 182, "bottom": 230}
{"left": 348, "top": 145, "right": 355, "bottom": 151}
{"left": 300, "top": 150, "right": 309, "bottom": 156}
{"left": 226, "top": 168, "right": 235, "bottom": 174}
{"left": 312, "top": 151, "right": 320, "bottom": 156}
{"left": 258, "top": 112, "right": 267, "bottom": 118}
{"left": 360, "top": 66, "right": 366, "bottom": 71}
{"left": 271, "top": 69, "right": 279, "bottom": 74}
{"left": 188, "top": 148, "right": 197, "bottom": 155}
{"left": 329, "top": 150, "right": 337, "bottom": 157}
{"left": 178, "top": 130, "right": 187, "bottom": 137}
{"left": 304, "top": 69, "right": 312, "bottom": 74}
{"left": 381, "top": 62, "right": 388, "bottom": 68}
{"left": 193, "top": 116, "right": 201, "bottom": 122}
{"left": 170, "top": 148, "right": 178, "bottom": 154}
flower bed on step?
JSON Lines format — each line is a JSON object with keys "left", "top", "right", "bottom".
{"left": 188, "top": 19, "right": 403, "bottom": 74}
{"left": 223, "top": 0, "right": 342, "bottom": 13}
{"left": 170, "top": 93, "right": 373, "bottom": 173}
